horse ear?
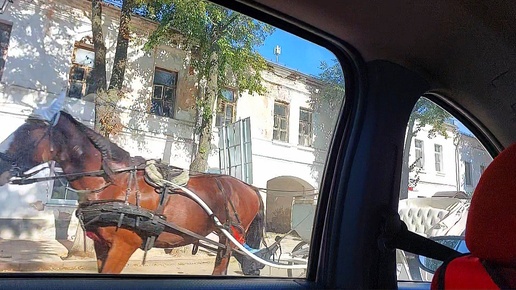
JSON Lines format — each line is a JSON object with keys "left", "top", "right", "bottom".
{"left": 33, "top": 90, "right": 66, "bottom": 125}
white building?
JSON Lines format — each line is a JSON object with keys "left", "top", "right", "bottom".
{"left": 0, "top": 0, "right": 335, "bottom": 239}
{"left": 407, "top": 121, "right": 492, "bottom": 199}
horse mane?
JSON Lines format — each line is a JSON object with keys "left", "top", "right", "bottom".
{"left": 59, "top": 111, "right": 131, "bottom": 163}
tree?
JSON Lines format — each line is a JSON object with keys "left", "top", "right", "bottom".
{"left": 144, "top": 0, "right": 274, "bottom": 172}
{"left": 399, "top": 98, "right": 454, "bottom": 199}
{"left": 70, "top": 0, "right": 141, "bottom": 256}
{"left": 309, "top": 60, "right": 345, "bottom": 149}
{"left": 315, "top": 60, "right": 345, "bottom": 106}
{"left": 305, "top": 60, "right": 345, "bottom": 183}
{"left": 87, "top": 0, "right": 139, "bottom": 137}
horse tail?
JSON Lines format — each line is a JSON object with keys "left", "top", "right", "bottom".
{"left": 245, "top": 189, "right": 265, "bottom": 249}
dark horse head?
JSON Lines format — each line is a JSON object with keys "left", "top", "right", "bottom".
{"left": 0, "top": 91, "right": 130, "bottom": 188}
{"left": 0, "top": 92, "right": 67, "bottom": 185}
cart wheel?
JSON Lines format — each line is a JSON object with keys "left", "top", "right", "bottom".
{"left": 287, "top": 241, "right": 309, "bottom": 277}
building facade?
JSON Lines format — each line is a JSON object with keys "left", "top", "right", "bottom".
{"left": 0, "top": 0, "right": 335, "bottom": 239}
{"left": 407, "top": 120, "right": 492, "bottom": 199}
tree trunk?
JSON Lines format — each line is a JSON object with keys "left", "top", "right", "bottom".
{"left": 68, "top": 224, "right": 96, "bottom": 258}
{"left": 190, "top": 52, "right": 219, "bottom": 172}
{"left": 88, "top": 0, "right": 108, "bottom": 134}
{"left": 108, "top": 0, "right": 134, "bottom": 90}
{"left": 400, "top": 116, "right": 416, "bottom": 200}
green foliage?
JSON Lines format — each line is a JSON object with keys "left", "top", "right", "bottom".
{"left": 307, "top": 59, "right": 344, "bottom": 149}
{"left": 143, "top": 0, "right": 274, "bottom": 97}
{"left": 404, "top": 98, "right": 455, "bottom": 192}
{"left": 317, "top": 59, "right": 345, "bottom": 105}
{"left": 410, "top": 98, "right": 453, "bottom": 139}
{"left": 141, "top": 0, "right": 274, "bottom": 171}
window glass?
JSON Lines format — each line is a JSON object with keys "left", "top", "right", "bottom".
{"left": 464, "top": 161, "right": 472, "bottom": 186}
{"left": 414, "top": 139, "right": 424, "bottom": 168}
{"left": 298, "top": 108, "right": 313, "bottom": 147}
{"left": 273, "top": 101, "right": 289, "bottom": 142}
{"left": 75, "top": 48, "right": 95, "bottom": 68}
{"left": 151, "top": 68, "right": 177, "bottom": 118}
{"left": 0, "top": 0, "right": 344, "bottom": 278}
{"left": 216, "top": 88, "right": 236, "bottom": 126}
{"left": 397, "top": 97, "right": 493, "bottom": 282}
{"left": 0, "top": 22, "right": 11, "bottom": 80}
{"left": 50, "top": 176, "right": 79, "bottom": 205}
{"left": 68, "top": 46, "right": 94, "bottom": 99}
{"left": 434, "top": 144, "right": 442, "bottom": 172}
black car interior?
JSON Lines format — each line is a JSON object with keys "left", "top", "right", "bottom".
{"left": 1, "top": 0, "right": 515, "bottom": 289}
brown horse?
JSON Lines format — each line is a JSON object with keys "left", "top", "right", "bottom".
{"left": 0, "top": 98, "right": 265, "bottom": 275}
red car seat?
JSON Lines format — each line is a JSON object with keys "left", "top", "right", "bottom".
{"left": 431, "top": 143, "right": 516, "bottom": 289}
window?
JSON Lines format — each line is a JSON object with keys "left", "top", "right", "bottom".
{"left": 0, "top": 22, "right": 11, "bottom": 81}
{"left": 151, "top": 68, "right": 177, "bottom": 118}
{"left": 273, "top": 101, "right": 289, "bottom": 142}
{"left": 216, "top": 88, "right": 235, "bottom": 126}
{"left": 434, "top": 144, "right": 443, "bottom": 172}
{"left": 48, "top": 163, "right": 78, "bottom": 205}
{"left": 299, "top": 108, "right": 313, "bottom": 147}
{"left": 49, "top": 175, "right": 78, "bottom": 205}
{"left": 399, "top": 97, "right": 493, "bottom": 282}
{"left": 68, "top": 45, "right": 94, "bottom": 99}
{"left": 464, "top": 161, "right": 472, "bottom": 186}
{"left": 480, "top": 165, "right": 486, "bottom": 175}
{"left": 415, "top": 139, "right": 424, "bottom": 168}
{"left": 0, "top": 0, "right": 347, "bottom": 280}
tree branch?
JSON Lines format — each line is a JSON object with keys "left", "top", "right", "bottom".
{"left": 211, "top": 12, "right": 238, "bottom": 44}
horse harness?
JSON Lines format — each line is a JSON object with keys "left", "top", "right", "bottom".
{"left": 3, "top": 116, "right": 248, "bottom": 263}
{"left": 73, "top": 158, "right": 244, "bottom": 263}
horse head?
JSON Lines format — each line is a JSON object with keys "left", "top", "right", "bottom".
{"left": 0, "top": 91, "right": 65, "bottom": 186}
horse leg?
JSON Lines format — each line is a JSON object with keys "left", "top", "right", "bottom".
{"left": 93, "top": 240, "right": 110, "bottom": 273}
{"left": 212, "top": 235, "right": 232, "bottom": 275}
{"left": 99, "top": 235, "right": 141, "bottom": 274}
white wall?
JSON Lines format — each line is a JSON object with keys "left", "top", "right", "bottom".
{"left": 407, "top": 122, "right": 491, "bottom": 198}
{"left": 458, "top": 134, "right": 492, "bottom": 195}
{"left": 233, "top": 66, "right": 333, "bottom": 190}
{"left": 0, "top": 0, "right": 198, "bottom": 239}
{"left": 0, "top": 0, "right": 339, "bottom": 239}
{"left": 408, "top": 123, "right": 458, "bottom": 198}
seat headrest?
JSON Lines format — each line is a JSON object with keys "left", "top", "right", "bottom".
{"left": 466, "top": 142, "right": 516, "bottom": 267}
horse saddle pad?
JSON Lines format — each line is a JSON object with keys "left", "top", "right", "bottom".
{"left": 144, "top": 159, "right": 189, "bottom": 188}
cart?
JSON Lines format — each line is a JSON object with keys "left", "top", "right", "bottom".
{"left": 283, "top": 194, "right": 317, "bottom": 277}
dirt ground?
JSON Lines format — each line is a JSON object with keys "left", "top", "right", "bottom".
{"left": 41, "top": 254, "right": 306, "bottom": 277}
{"left": 0, "top": 233, "right": 308, "bottom": 278}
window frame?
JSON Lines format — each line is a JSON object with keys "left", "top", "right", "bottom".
{"left": 414, "top": 139, "right": 425, "bottom": 169}
{"left": 151, "top": 67, "right": 178, "bottom": 118}
{"left": 273, "top": 101, "right": 289, "bottom": 142}
{"left": 0, "top": 21, "right": 11, "bottom": 81}
{"left": 464, "top": 161, "right": 473, "bottom": 186}
{"left": 47, "top": 163, "right": 78, "bottom": 206}
{"left": 68, "top": 44, "right": 95, "bottom": 99}
{"left": 216, "top": 88, "right": 236, "bottom": 126}
{"left": 434, "top": 144, "right": 443, "bottom": 172}
{"left": 298, "top": 107, "right": 313, "bottom": 147}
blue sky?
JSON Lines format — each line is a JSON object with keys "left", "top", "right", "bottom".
{"left": 257, "top": 29, "right": 336, "bottom": 77}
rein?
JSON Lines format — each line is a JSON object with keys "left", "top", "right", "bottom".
{"left": 10, "top": 164, "right": 146, "bottom": 185}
